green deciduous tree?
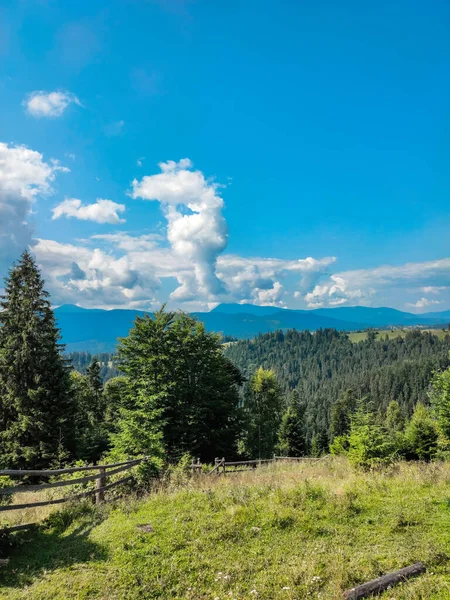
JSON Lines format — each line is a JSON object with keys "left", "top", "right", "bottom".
{"left": 112, "top": 307, "right": 244, "bottom": 462}
{"left": 0, "top": 251, "right": 75, "bottom": 469}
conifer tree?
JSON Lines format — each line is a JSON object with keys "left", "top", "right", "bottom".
{"left": 242, "top": 367, "right": 284, "bottom": 459}
{"left": 87, "top": 358, "right": 103, "bottom": 407}
{"left": 404, "top": 402, "right": 438, "bottom": 461}
{"left": 71, "top": 361, "right": 108, "bottom": 463}
{"left": 277, "top": 391, "right": 306, "bottom": 456}
{"left": 330, "top": 389, "right": 357, "bottom": 440}
{"left": 430, "top": 365, "right": 450, "bottom": 443}
{"left": 0, "top": 251, "right": 75, "bottom": 469}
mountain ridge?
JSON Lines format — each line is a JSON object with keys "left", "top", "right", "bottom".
{"left": 55, "top": 303, "right": 450, "bottom": 353}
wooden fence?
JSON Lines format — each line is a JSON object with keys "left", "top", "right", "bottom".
{"left": 0, "top": 458, "right": 146, "bottom": 534}
{"left": 191, "top": 455, "right": 327, "bottom": 476}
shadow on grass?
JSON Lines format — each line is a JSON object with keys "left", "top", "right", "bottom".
{"left": 0, "top": 517, "right": 108, "bottom": 590}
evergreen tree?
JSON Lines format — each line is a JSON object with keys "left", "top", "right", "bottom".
{"left": 103, "top": 376, "right": 129, "bottom": 428}
{"left": 277, "top": 403, "right": 307, "bottom": 457}
{"left": 0, "top": 251, "right": 75, "bottom": 469}
{"left": 403, "top": 403, "right": 438, "bottom": 461}
{"left": 386, "top": 400, "right": 405, "bottom": 433}
{"left": 86, "top": 358, "right": 103, "bottom": 406}
{"left": 385, "top": 399, "right": 406, "bottom": 455}
{"left": 242, "top": 367, "right": 284, "bottom": 459}
{"left": 330, "top": 389, "right": 357, "bottom": 440}
{"left": 310, "top": 430, "right": 329, "bottom": 457}
{"left": 346, "top": 399, "right": 395, "bottom": 469}
{"left": 430, "top": 365, "right": 450, "bottom": 444}
{"left": 72, "top": 361, "right": 108, "bottom": 463}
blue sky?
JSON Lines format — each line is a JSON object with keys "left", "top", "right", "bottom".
{"left": 0, "top": 0, "right": 449, "bottom": 312}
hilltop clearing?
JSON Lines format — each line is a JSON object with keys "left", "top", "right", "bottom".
{"left": 2, "top": 459, "right": 450, "bottom": 599}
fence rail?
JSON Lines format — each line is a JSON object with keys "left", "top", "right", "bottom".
{"left": 191, "top": 455, "right": 329, "bottom": 476}
{"left": 0, "top": 458, "right": 146, "bottom": 531}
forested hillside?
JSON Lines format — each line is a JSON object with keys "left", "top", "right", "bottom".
{"left": 67, "top": 352, "right": 119, "bottom": 381}
{"left": 225, "top": 328, "right": 450, "bottom": 449}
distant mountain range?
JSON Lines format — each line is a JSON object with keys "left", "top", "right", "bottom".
{"left": 55, "top": 303, "right": 450, "bottom": 353}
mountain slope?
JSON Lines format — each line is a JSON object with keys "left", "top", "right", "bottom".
{"left": 55, "top": 303, "right": 450, "bottom": 353}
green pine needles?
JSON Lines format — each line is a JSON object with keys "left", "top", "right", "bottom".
{"left": 0, "top": 251, "right": 75, "bottom": 469}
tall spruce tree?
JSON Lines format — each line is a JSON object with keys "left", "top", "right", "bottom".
{"left": 72, "top": 360, "right": 109, "bottom": 464}
{"left": 0, "top": 251, "right": 75, "bottom": 469}
{"left": 277, "top": 392, "right": 307, "bottom": 457}
{"left": 241, "top": 367, "right": 285, "bottom": 459}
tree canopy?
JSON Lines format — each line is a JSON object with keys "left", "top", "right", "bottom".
{"left": 0, "top": 251, "right": 75, "bottom": 469}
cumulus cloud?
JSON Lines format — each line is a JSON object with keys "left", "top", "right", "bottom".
{"left": 0, "top": 142, "right": 68, "bottom": 276}
{"left": 131, "top": 158, "right": 228, "bottom": 302}
{"left": 33, "top": 238, "right": 160, "bottom": 309}
{"left": 217, "top": 254, "right": 336, "bottom": 306}
{"left": 304, "top": 258, "right": 450, "bottom": 309}
{"left": 421, "top": 286, "right": 447, "bottom": 295}
{"left": 52, "top": 198, "right": 126, "bottom": 224}
{"left": 91, "top": 232, "right": 162, "bottom": 252}
{"left": 406, "top": 298, "right": 442, "bottom": 309}
{"left": 23, "top": 91, "right": 81, "bottom": 118}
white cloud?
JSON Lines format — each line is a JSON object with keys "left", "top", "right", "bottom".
{"left": 217, "top": 254, "right": 335, "bottom": 306}
{"left": 406, "top": 297, "right": 442, "bottom": 309}
{"left": 24, "top": 90, "right": 81, "bottom": 118}
{"left": 304, "top": 258, "right": 450, "bottom": 308}
{"left": 52, "top": 198, "right": 126, "bottom": 224}
{"left": 91, "top": 232, "right": 162, "bottom": 252}
{"left": 421, "top": 286, "right": 447, "bottom": 295}
{"left": 137, "top": 157, "right": 145, "bottom": 167}
{"left": 2, "top": 148, "right": 446, "bottom": 313}
{"left": 0, "top": 142, "right": 68, "bottom": 275}
{"left": 33, "top": 238, "right": 160, "bottom": 309}
{"left": 131, "top": 158, "right": 228, "bottom": 302}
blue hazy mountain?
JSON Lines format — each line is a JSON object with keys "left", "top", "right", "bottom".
{"left": 55, "top": 303, "right": 450, "bottom": 353}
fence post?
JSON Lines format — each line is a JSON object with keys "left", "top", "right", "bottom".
{"left": 222, "top": 457, "right": 226, "bottom": 476}
{"left": 96, "top": 467, "right": 106, "bottom": 504}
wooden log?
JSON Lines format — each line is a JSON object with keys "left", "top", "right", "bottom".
{"left": 0, "top": 460, "right": 142, "bottom": 495}
{"left": 343, "top": 562, "right": 426, "bottom": 599}
{"left": 0, "top": 458, "right": 143, "bottom": 478}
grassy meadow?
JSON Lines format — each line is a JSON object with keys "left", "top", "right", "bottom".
{"left": 347, "top": 328, "right": 449, "bottom": 343}
{"left": 2, "top": 459, "right": 450, "bottom": 599}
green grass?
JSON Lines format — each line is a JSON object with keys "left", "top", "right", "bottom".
{"left": 348, "top": 328, "right": 449, "bottom": 343}
{"left": 3, "top": 459, "right": 450, "bottom": 599}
